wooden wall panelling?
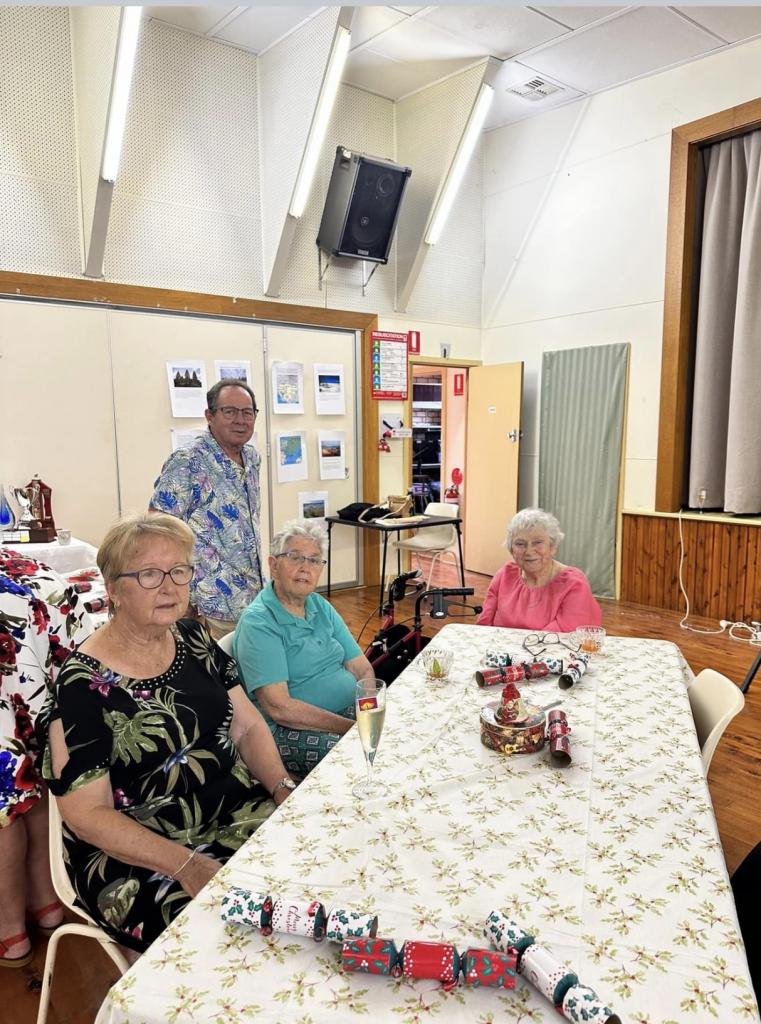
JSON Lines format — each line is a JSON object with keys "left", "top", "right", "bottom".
{"left": 622, "top": 513, "right": 761, "bottom": 622}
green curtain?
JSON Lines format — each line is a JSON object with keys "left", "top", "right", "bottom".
{"left": 538, "top": 343, "right": 629, "bottom": 598}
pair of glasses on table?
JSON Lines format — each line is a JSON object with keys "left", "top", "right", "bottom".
{"left": 522, "top": 631, "right": 580, "bottom": 658}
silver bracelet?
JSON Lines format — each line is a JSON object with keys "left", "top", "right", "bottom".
{"left": 172, "top": 848, "right": 197, "bottom": 880}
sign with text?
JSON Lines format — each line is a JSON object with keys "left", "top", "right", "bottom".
{"left": 454, "top": 372, "right": 464, "bottom": 396}
{"left": 370, "top": 331, "right": 408, "bottom": 400}
{"left": 407, "top": 330, "right": 421, "bottom": 354}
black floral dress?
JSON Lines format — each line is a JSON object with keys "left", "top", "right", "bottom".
{"left": 42, "top": 619, "right": 273, "bottom": 952}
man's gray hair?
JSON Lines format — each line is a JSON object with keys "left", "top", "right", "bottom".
{"left": 270, "top": 519, "right": 328, "bottom": 559}
{"left": 505, "top": 507, "right": 564, "bottom": 550}
{"left": 207, "top": 379, "right": 257, "bottom": 413}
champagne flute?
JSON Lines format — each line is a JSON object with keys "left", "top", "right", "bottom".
{"left": 353, "top": 678, "right": 387, "bottom": 798}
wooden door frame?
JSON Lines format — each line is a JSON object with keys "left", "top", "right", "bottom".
{"left": 655, "top": 96, "right": 761, "bottom": 511}
{"left": 0, "top": 269, "right": 382, "bottom": 585}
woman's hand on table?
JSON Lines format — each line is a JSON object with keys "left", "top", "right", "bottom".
{"left": 175, "top": 851, "right": 221, "bottom": 898}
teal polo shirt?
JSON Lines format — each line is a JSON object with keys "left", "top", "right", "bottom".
{"left": 233, "top": 581, "right": 361, "bottom": 727}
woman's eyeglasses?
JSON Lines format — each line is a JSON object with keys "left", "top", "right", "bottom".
{"left": 275, "top": 551, "right": 327, "bottom": 569}
{"left": 522, "top": 631, "right": 580, "bottom": 657}
{"left": 116, "top": 564, "right": 194, "bottom": 589}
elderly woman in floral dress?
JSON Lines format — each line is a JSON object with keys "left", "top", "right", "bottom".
{"left": 43, "top": 512, "right": 295, "bottom": 953}
{"left": 0, "top": 550, "right": 91, "bottom": 966}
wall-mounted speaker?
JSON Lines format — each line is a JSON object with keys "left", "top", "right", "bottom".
{"left": 317, "top": 147, "right": 412, "bottom": 265}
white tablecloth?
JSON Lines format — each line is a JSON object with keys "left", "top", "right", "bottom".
{"left": 95, "top": 625, "right": 759, "bottom": 1024}
{"left": 4, "top": 536, "right": 98, "bottom": 575}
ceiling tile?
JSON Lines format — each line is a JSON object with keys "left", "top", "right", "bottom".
{"left": 213, "top": 6, "right": 317, "bottom": 54}
{"left": 421, "top": 6, "right": 569, "bottom": 59}
{"left": 532, "top": 8, "right": 625, "bottom": 31}
{"left": 485, "top": 60, "right": 584, "bottom": 130}
{"left": 350, "top": 6, "right": 408, "bottom": 50}
{"left": 145, "top": 6, "right": 238, "bottom": 36}
{"left": 344, "top": 47, "right": 474, "bottom": 101}
{"left": 520, "top": 7, "right": 722, "bottom": 93}
{"left": 367, "top": 15, "right": 487, "bottom": 63}
{"left": 675, "top": 6, "right": 761, "bottom": 43}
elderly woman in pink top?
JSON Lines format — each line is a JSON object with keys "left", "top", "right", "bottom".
{"left": 477, "top": 508, "right": 602, "bottom": 631}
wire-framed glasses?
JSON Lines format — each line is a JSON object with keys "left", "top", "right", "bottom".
{"left": 116, "top": 564, "right": 194, "bottom": 589}
{"left": 275, "top": 551, "right": 327, "bottom": 570}
{"left": 217, "top": 406, "right": 257, "bottom": 421}
{"left": 522, "top": 631, "right": 580, "bottom": 658}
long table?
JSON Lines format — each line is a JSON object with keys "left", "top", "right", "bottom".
{"left": 95, "top": 625, "right": 759, "bottom": 1023}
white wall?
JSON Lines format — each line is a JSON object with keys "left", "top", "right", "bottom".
{"left": 482, "top": 36, "right": 761, "bottom": 512}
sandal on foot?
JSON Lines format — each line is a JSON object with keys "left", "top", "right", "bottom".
{"left": 28, "top": 900, "right": 64, "bottom": 937}
{"left": 0, "top": 933, "right": 33, "bottom": 969}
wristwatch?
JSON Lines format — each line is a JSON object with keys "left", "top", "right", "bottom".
{"left": 273, "top": 777, "right": 297, "bottom": 796}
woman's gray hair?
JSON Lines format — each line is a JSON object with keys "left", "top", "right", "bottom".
{"left": 270, "top": 519, "right": 328, "bottom": 560}
{"left": 505, "top": 507, "right": 564, "bottom": 550}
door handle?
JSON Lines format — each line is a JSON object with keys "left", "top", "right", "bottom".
{"left": 508, "top": 429, "right": 523, "bottom": 442}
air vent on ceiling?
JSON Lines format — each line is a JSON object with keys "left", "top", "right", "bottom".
{"left": 506, "top": 78, "right": 563, "bottom": 102}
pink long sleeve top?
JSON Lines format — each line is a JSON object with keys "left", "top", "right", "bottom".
{"left": 476, "top": 562, "right": 602, "bottom": 631}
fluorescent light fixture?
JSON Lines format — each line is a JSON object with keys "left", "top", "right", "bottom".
{"left": 288, "top": 24, "right": 351, "bottom": 219}
{"left": 101, "top": 6, "right": 143, "bottom": 183}
{"left": 425, "top": 82, "right": 494, "bottom": 245}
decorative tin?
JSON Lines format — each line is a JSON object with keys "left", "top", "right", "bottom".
{"left": 480, "top": 700, "right": 546, "bottom": 756}
{"left": 519, "top": 943, "right": 578, "bottom": 1005}
{"left": 462, "top": 947, "right": 517, "bottom": 988}
{"left": 326, "top": 907, "right": 379, "bottom": 944}
{"left": 483, "top": 911, "right": 535, "bottom": 955}
{"left": 220, "top": 887, "right": 272, "bottom": 932}
{"left": 562, "top": 984, "right": 621, "bottom": 1023}
{"left": 269, "top": 897, "right": 326, "bottom": 941}
{"left": 342, "top": 937, "right": 400, "bottom": 975}
{"left": 400, "top": 940, "right": 460, "bottom": 982}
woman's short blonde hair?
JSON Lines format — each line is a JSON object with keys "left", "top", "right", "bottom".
{"left": 98, "top": 512, "right": 194, "bottom": 584}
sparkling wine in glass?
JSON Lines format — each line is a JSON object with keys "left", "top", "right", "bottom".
{"left": 353, "top": 678, "right": 387, "bottom": 798}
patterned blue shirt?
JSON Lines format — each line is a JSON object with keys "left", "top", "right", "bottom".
{"left": 150, "top": 432, "right": 263, "bottom": 622}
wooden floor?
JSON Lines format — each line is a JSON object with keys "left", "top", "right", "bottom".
{"left": 5, "top": 564, "right": 760, "bottom": 1024}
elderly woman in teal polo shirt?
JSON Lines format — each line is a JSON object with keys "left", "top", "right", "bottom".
{"left": 233, "top": 520, "right": 374, "bottom": 776}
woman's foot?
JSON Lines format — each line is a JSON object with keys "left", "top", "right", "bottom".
{"left": 0, "top": 932, "right": 33, "bottom": 969}
{"left": 28, "top": 900, "right": 64, "bottom": 937}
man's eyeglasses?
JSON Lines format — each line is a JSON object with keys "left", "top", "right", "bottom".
{"left": 116, "top": 564, "right": 194, "bottom": 589}
{"left": 216, "top": 406, "right": 257, "bottom": 421}
{"left": 522, "top": 631, "right": 579, "bottom": 657}
{"left": 275, "top": 551, "right": 327, "bottom": 570}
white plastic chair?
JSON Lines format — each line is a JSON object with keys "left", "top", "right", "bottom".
{"left": 36, "top": 798, "right": 131, "bottom": 1024}
{"left": 392, "top": 502, "right": 461, "bottom": 590}
{"left": 217, "top": 632, "right": 235, "bottom": 657}
{"left": 687, "top": 668, "right": 745, "bottom": 772}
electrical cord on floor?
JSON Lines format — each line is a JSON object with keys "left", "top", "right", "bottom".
{"left": 678, "top": 506, "right": 761, "bottom": 645}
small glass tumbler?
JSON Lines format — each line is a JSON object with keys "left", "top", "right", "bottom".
{"left": 419, "top": 647, "right": 454, "bottom": 682}
{"left": 56, "top": 530, "right": 72, "bottom": 546}
{"left": 574, "top": 625, "right": 606, "bottom": 655}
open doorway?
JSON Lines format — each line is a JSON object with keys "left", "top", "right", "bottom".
{"left": 408, "top": 364, "right": 468, "bottom": 516}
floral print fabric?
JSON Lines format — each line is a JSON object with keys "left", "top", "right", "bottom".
{"left": 42, "top": 618, "right": 273, "bottom": 951}
{"left": 150, "top": 431, "right": 264, "bottom": 623}
{"left": 0, "top": 548, "right": 91, "bottom": 827}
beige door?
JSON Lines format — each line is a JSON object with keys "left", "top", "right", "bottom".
{"left": 464, "top": 362, "right": 523, "bottom": 575}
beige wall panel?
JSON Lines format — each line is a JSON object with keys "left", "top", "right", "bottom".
{"left": 264, "top": 326, "right": 359, "bottom": 589}
{"left": 0, "top": 299, "right": 118, "bottom": 545}
{"left": 107, "top": 310, "right": 270, "bottom": 556}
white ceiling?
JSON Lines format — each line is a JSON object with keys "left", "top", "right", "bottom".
{"left": 144, "top": 5, "right": 761, "bottom": 130}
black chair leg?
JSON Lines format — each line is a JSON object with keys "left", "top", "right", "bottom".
{"left": 731, "top": 840, "right": 761, "bottom": 1000}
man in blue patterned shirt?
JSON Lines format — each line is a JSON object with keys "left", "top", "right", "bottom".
{"left": 150, "top": 380, "right": 264, "bottom": 639}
